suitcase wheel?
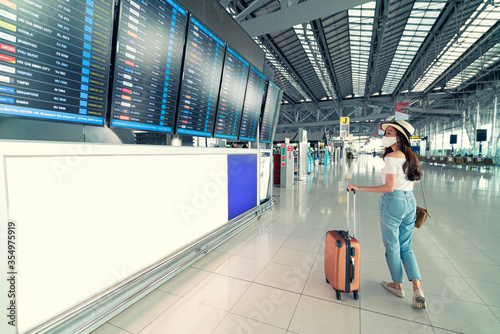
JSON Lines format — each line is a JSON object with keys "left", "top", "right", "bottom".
{"left": 336, "top": 291, "right": 341, "bottom": 300}
{"left": 353, "top": 290, "right": 359, "bottom": 300}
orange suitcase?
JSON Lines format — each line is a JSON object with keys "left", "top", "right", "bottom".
{"left": 325, "top": 190, "right": 360, "bottom": 300}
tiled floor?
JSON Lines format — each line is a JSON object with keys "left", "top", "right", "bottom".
{"left": 92, "top": 155, "right": 500, "bottom": 334}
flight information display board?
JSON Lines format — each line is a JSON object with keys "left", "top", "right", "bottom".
{"left": 109, "top": 0, "right": 188, "bottom": 133}
{"left": 259, "top": 81, "right": 280, "bottom": 144}
{"left": 238, "top": 66, "right": 266, "bottom": 142}
{"left": 213, "top": 46, "right": 249, "bottom": 140}
{"left": 0, "top": 0, "right": 113, "bottom": 125}
{"left": 175, "top": 15, "right": 225, "bottom": 137}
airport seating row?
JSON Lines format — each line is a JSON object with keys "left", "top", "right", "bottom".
{"left": 420, "top": 156, "right": 495, "bottom": 166}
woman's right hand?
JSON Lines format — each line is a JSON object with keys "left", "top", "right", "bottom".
{"left": 347, "top": 183, "right": 359, "bottom": 191}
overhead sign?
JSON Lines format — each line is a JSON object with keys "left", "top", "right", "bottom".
{"left": 340, "top": 117, "right": 350, "bottom": 137}
{"left": 395, "top": 102, "right": 409, "bottom": 121}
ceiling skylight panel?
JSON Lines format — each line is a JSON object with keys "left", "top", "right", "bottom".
{"left": 446, "top": 42, "right": 500, "bottom": 89}
{"left": 412, "top": 0, "right": 500, "bottom": 92}
{"left": 381, "top": 0, "right": 447, "bottom": 94}
{"left": 348, "top": 1, "right": 375, "bottom": 97}
{"left": 253, "top": 37, "right": 310, "bottom": 100}
{"left": 293, "top": 23, "right": 336, "bottom": 99}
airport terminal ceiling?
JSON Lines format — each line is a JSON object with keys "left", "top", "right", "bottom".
{"left": 217, "top": 0, "right": 500, "bottom": 137}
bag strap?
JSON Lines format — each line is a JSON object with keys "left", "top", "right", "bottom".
{"left": 420, "top": 177, "right": 429, "bottom": 215}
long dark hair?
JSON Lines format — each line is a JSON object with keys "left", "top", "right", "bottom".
{"left": 383, "top": 128, "right": 421, "bottom": 181}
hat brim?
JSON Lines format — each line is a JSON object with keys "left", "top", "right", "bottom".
{"left": 381, "top": 123, "right": 410, "bottom": 142}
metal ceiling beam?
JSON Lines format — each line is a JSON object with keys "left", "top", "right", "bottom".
{"left": 234, "top": 0, "right": 266, "bottom": 21}
{"left": 277, "top": 113, "right": 393, "bottom": 128}
{"left": 312, "top": 19, "right": 343, "bottom": 113}
{"left": 280, "top": 95, "right": 393, "bottom": 111}
{"left": 394, "top": 0, "right": 484, "bottom": 96}
{"left": 260, "top": 35, "right": 318, "bottom": 103}
{"left": 392, "top": 0, "right": 459, "bottom": 96}
{"left": 239, "top": 0, "right": 370, "bottom": 37}
{"left": 408, "top": 107, "right": 462, "bottom": 115}
{"left": 364, "top": 0, "right": 387, "bottom": 97}
{"left": 426, "top": 22, "right": 500, "bottom": 94}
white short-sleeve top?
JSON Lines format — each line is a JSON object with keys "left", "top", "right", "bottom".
{"left": 380, "top": 157, "right": 414, "bottom": 191}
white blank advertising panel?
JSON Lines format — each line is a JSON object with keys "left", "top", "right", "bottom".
{"left": 0, "top": 142, "right": 247, "bottom": 333}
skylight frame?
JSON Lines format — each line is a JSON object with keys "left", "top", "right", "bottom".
{"left": 382, "top": 0, "right": 447, "bottom": 94}
{"left": 348, "top": 1, "right": 376, "bottom": 97}
{"left": 412, "top": 0, "right": 500, "bottom": 92}
{"left": 293, "top": 22, "right": 337, "bottom": 100}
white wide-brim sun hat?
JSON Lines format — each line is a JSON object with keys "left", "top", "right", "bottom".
{"left": 381, "top": 119, "right": 414, "bottom": 142}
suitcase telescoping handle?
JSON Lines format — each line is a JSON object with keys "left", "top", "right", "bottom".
{"left": 346, "top": 188, "right": 356, "bottom": 238}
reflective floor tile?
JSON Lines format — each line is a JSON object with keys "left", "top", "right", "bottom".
{"left": 138, "top": 298, "right": 226, "bottom": 334}
{"left": 190, "top": 250, "right": 232, "bottom": 272}
{"left": 255, "top": 262, "right": 309, "bottom": 294}
{"left": 281, "top": 235, "right": 322, "bottom": 253}
{"left": 91, "top": 323, "right": 131, "bottom": 334}
{"left": 213, "top": 254, "right": 268, "bottom": 281}
{"left": 184, "top": 273, "right": 251, "bottom": 311}
{"left": 425, "top": 296, "right": 500, "bottom": 333}
{"left": 235, "top": 240, "right": 281, "bottom": 261}
{"left": 230, "top": 283, "right": 300, "bottom": 329}
{"left": 360, "top": 310, "right": 434, "bottom": 334}
{"left": 360, "top": 280, "right": 431, "bottom": 325}
{"left": 465, "top": 279, "right": 500, "bottom": 308}
{"left": 270, "top": 247, "right": 316, "bottom": 269}
{"left": 288, "top": 295, "right": 359, "bottom": 333}
{"left": 247, "top": 231, "right": 290, "bottom": 248}
{"left": 157, "top": 267, "right": 210, "bottom": 297}
{"left": 108, "top": 290, "right": 179, "bottom": 333}
{"left": 212, "top": 313, "right": 287, "bottom": 334}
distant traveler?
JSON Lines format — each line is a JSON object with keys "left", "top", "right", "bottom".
{"left": 347, "top": 120, "right": 426, "bottom": 309}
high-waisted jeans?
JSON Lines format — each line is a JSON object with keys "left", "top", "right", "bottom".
{"left": 379, "top": 190, "right": 421, "bottom": 283}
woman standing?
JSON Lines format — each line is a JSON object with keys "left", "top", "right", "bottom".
{"left": 347, "top": 120, "right": 426, "bottom": 309}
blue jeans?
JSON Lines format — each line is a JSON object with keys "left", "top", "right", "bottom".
{"left": 379, "top": 190, "right": 421, "bottom": 283}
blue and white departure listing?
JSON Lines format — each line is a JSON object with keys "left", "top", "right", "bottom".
{"left": 176, "top": 15, "right": 225, "bottom": 137}
{"left": 0, "top": 0, "right": 113, "bottom": 125}
{"left": 110, "top": 0, "right": 188, "bottom": 133}
{"left": 260, "top": 81, "right": 280, "bottom": 144}
{"left": 238, "top": 66, "right": 266, "bottom": 142}
{"left": 213, "top": 46, "right": 249, "bottom": 140}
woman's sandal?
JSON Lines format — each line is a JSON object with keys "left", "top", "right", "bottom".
{"left": 381, "top": 280, "right": 405, "bottom": 298}
{"left": 412, "top": 289, "right": 426, "bottom": 309}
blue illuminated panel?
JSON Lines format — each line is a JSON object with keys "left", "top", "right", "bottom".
{"left": 227, "top": 154, "right": 257, "bottom": 220}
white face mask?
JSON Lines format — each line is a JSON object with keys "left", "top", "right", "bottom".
{"left": 382, "top": 136, "right": 397, "bottom": 147}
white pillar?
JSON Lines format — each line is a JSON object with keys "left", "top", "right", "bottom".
{"left": 476, "top": 102, "right": 480, "bottom": 155}
{"left": 492, "top": 95, "right": 498, "bottom": 157}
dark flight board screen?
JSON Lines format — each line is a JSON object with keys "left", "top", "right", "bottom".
{"left": 109, "top": 0, "right": 187, "bottom": 133}
{"left": 0, "top": 0, "right": 113, "bottom": 125}
{"left": 259, "top": 81, "right": 280, "bottom": 144}
{"left": 238, "top": 66, "right": 266, "bottom": 142}
{"left": 175, "top": 15, "right": 225, "bottom": 137}
{"left": 213, "top": 46, "right": 249, "bottom": 140}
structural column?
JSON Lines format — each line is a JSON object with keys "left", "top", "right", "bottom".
{"left": 492, "top": 95, "right": 498, "bottom": 157}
